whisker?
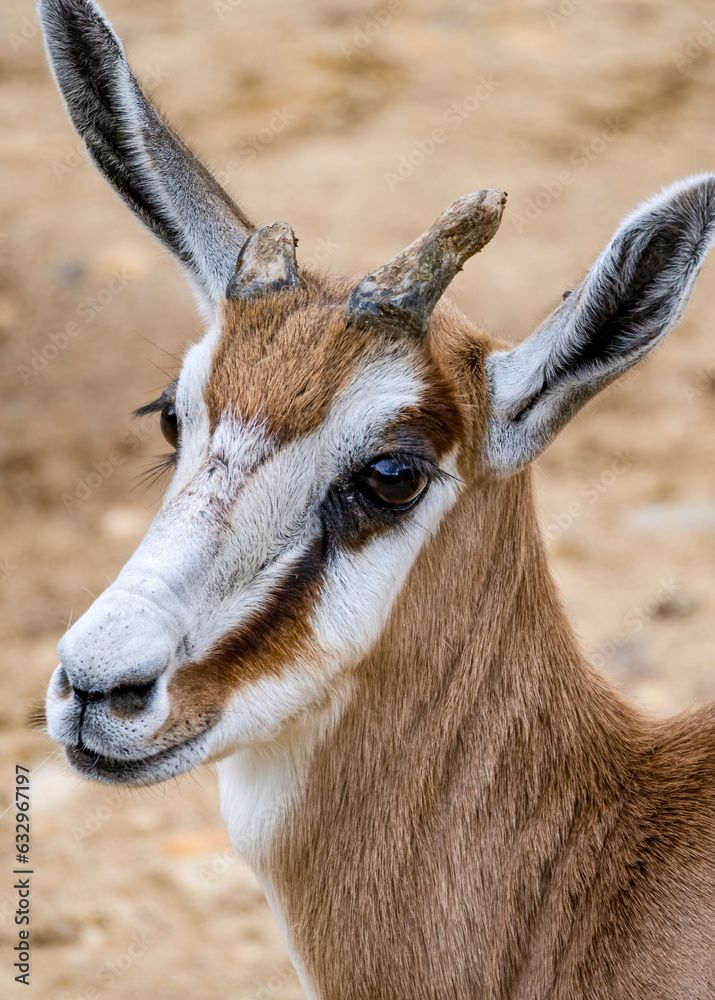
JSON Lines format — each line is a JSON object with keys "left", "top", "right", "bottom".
{"left": 134, "top": 330, "right": 183, "bottom": 364}
{"left": 144, "top": 357, "right": 174, "bottom": 379}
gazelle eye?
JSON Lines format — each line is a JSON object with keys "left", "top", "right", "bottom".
{"left": 160, "top": 403, "right": 179, "bottom": 449}
{"left": 357, "top": 457, "right": 429, "bottom": 510}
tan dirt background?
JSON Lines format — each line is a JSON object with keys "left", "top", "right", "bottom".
{"left": 1, "top": 0, "right": 715, "bottom": 997}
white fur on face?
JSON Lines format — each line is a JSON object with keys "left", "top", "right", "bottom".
{"left": 163, "top": 320, "right": 222, "bottom": 504}
{"left": 51, "top": 328, "right": 462, "bottom": 820}
{"left": 159, "top": 350, "right": 431, "bottom": 665}
{"left": 212, "top": 444, "right": 460, "bottom": 854}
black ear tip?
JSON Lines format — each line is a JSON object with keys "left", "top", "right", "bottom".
{"left": 38, "top": 0, "right": 82, "bottom": 22}
{"left": 38, "top": 0, "right": 113, "bottom": 33}
{"left": 562, "top": 290, "right": 572, "bottom": 300}
{"left": 38, "top": 0, "right": 117, "bottom": 56}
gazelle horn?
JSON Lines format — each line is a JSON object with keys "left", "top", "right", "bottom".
{"left": 346, "top": 189, "right": 507, "bottom": 335}
{"left": 226, "top": 222, "right": 302, "bottom": 299}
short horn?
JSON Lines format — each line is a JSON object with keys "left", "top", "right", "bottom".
{"left": 226, "top": 222, "right": 302, "bottom": 299}
{"left": 346, "top": 190, "right": 507, "bottom": 335}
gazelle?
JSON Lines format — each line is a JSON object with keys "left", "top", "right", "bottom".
{"left": 40, "top": 1, "right": 715, "bottom": 997}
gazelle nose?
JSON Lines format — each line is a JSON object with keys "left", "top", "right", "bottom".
{"left": 56, "top": 588, "right": 179, "bottom": 712}
{"left": 71, "top": 680, "right": 158, "bottom": 720}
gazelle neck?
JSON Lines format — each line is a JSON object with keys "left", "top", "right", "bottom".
{"left": 220, "top": 469, "right": 647, "bottom": 997}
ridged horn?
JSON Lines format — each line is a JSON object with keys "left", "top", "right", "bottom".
{"left": 226, "top": 222, "right": 302, "bottom": 299}
{"left": 345, "top": 190, "right": 507, "bottom": 335}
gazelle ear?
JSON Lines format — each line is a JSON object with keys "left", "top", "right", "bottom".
{"left": 485, "top": 175, "right": 715, "bottom": 473}
{"left": 38, "top": 0, "right": 255, "bottom": 312}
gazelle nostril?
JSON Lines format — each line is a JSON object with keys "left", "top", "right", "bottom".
{"left": 107, "top": 680, "right": 157, "bottom": 720}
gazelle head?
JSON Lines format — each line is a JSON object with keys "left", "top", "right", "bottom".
{"left": 42, "top": 0, "right": 715, "bottom": 788}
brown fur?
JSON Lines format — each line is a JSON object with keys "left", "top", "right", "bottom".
{"left": 169, "top": 279, "right": 713, "bottom": 998}
{"left": 206, "top": 277, "right": 367, "bottom": 439}
{"left": 277, "top": 469, "right": 715, "bottom": 997}
{"left": 163, "top": 281, "right": 468, "bottom": 734}
{"left": 160, "top": 536, "right": 325, "bottom": 732}
{"left": 237, "top": 293, "right": 713, "bottom": 999}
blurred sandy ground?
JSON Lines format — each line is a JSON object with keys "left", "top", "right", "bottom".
{"left": 1, "top": 0, "right": 715, "bottom": 996}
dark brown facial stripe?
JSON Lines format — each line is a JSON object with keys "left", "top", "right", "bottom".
{"left": 157, "top": 533, "right": 327, "bottom": 734}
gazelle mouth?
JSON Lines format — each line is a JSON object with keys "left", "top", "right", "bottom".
{"left": 66, "top": 732, "right": 209, "bottom": 786}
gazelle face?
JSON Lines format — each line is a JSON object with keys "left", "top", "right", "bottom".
{"left": 40, "top": 0, "right": 715, "bottom": 790}
{"left": 47, "top": 285, "right": 470, "bottom": 785}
